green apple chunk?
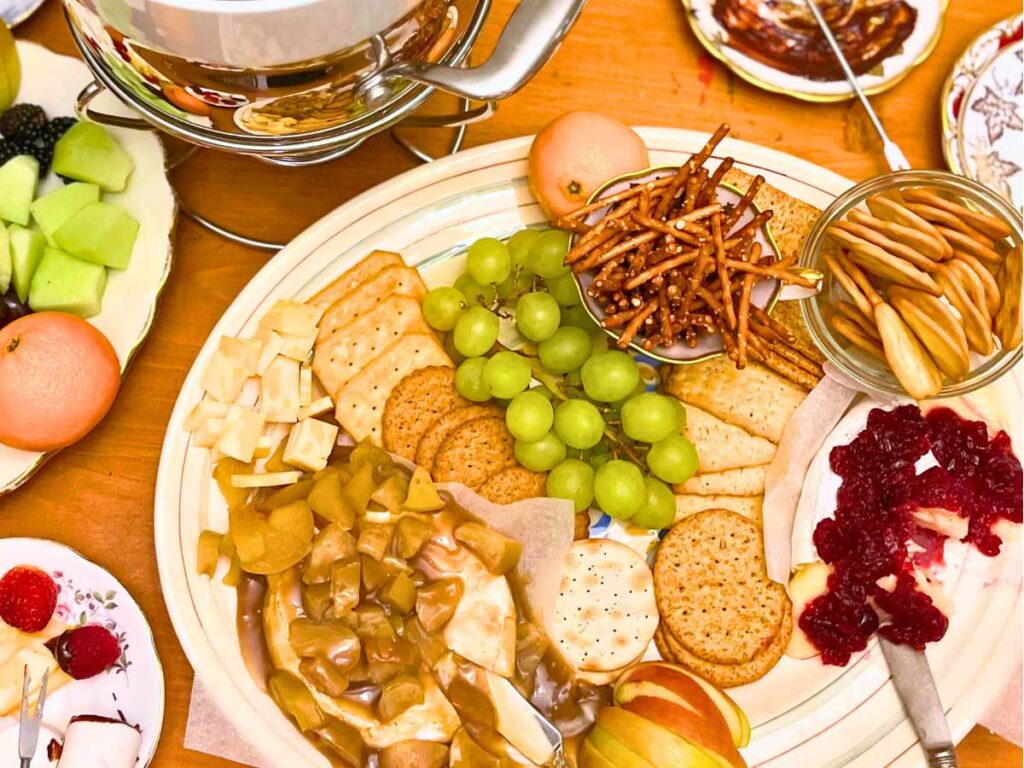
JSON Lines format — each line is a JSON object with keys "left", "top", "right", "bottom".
{"left": 0, "top": 155, "right": 39, "bottom": 225}
{"left": 52, "top": 121, "right": 134, "bottom": 192}
{"left": 28, "top": 247, "right": 107, "bottom": 318}
{"left": 9, "top": 225, "right": 45, "bottom": 303}
{"left": 30, "top": 182, "right": 101, "bottom": 245}
{"left": 0, "top": 224, "right": 10, "bottom": 293}
{"left": 53, "top": 201, "right": 139, "bottom": 270}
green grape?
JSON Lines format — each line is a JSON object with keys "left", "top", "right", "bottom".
{"left": 546, "top": 271, "right": 581, "bottom": 307}
{"left": 507, "top": 228, "right": 540, "bottom": 266}
{"left": 483, "top": 351, "right": 531, "bottom": 399}
{"left": 553, "top": 399, "right": 605, "bottom": 450}
{"left": 516, "top": 291, "right": 561, "bottom": 342}
{"left": 453, "top": 306, "right": 500, "bottom": 357}
{"left": 526, "top": 229, "right": 571, "bottom": 278}
{"left": 647, "top": 434, "right": 699, "bottom": 484}
{"left": 581, "top": 351, "right": 640, "bottom": 402}
{"left": 422, "top": 286, "right": 466, "bottom": 331}
{"left": 454, "top": 357, "right": 491, "bottom": 402}
{"left": 454, "top": 273, "right": 496, "bottom": 307}
{"left": 538, "top": 326, "right": 592, "bottom": 374}
{"left": 546, "top": 459, "right": 595, "bottom": 512}
{"left": 621, "top": 392, "right": 680, "bottom": 443}
{"left": 632, "top": 476, "right": 676, "bottom": 530}
{"left": 496, "top": 268, "right": 534, "bottom": 299}
{"left": 467, "top": 237, "right": 512, "bottom": 285}
{"left": 560, "top": 303, "right": 599, "bottom": 332}
{"left": 506, "top": 390, "right": 554, "bottom": 442}
{"left": 593, "top": 460, "right": 645, "bottom": 519}
{"left": 514, "top": 432, "right": 566, "bottom": 472}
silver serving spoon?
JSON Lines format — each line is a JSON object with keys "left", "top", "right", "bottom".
{"left": 802, "top": 4, "right": 958, "bottom": 767}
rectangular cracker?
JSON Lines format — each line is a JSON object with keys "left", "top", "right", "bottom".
{"left": 666, "top": 356, "right": 805, "bottom": 443}
{"left": 307, "top": 250, "right": 405, "bottom": 309}
{"left": 312, "top": 295, "right": 431, "bottom": 396}
{"left": 682, "top": 402, "right": 777, "bottom": 472}
{"left": 678, "top": 465, "right": 767, "bottom": 497}
{"left": 334, "top": 333, "right": 452, "bottom": 444}
{"left": 317, "top": 265, "right": 427, "bottom": 341}
{"left": 675, "top": 494, "right": 764, "bottom": 525}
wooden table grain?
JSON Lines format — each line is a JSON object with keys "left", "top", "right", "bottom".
{"left": 6, "top": 1, "right": 1022, "bottom": 766}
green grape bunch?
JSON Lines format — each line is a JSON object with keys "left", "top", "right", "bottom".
{"left": 420, "top": 229, "right": 700, "bottom": 530}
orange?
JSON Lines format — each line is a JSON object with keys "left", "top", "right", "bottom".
{"left": 0, "top": 312, "right": 120, "bottom": 451}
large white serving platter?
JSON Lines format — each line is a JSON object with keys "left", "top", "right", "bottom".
{"left": 0, "top": 43, "right": 176, "bottom": 495}
{"left": 154, "top": 128, "right": 1021, "bottom": 768}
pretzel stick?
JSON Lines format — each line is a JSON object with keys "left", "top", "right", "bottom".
{"left": 723, "top": 259, "right": 817, "bottom": 286}
{"left": 712, "top": 214, "right": 737, "bottom": 331}
{"left": 723, "top": 174, "right": 764, "bottom": 230}
{"left": 700, "top": 157, "right": 735, "bottom": 208}
{"left": 617, "top": 300, "right": 658, "bottom": 348}
{"left": 623, "top": 249, "right": 700, "bottom": 290}
{"left": 562, "top": 176, "right": 674, "bottom": 221}
{"left": 736, "top": 240, "right": 760, "bottom": 368}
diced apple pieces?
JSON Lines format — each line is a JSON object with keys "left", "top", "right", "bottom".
{"left": 27, "top": 247, "right": 106, "bottom": 318}
{"left": 53, "top": 201, "right": 139, "bottom": 270}
{"left": 0, "top": 155, "right": 38, "bottom": 226}
{"left": 283, "top": 418, "right": 339, "bottom": 472}
{"left": 52, "top": 121, "right": 134, "bottom": 192}
{"left": 202, "top": 349, "right": 249, "bottom": 403}
{"left": 29, "top": 182, "right": 100, "bottom": 245}
{"left": 9, "top": 225, "right": 44, "bottom": 303}
{"left": 0, "top": 224, "right": 9, "bottom": 294}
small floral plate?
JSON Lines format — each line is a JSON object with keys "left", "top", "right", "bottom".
{"left": 0, "top": 538, "right": 164, "bottom": 766}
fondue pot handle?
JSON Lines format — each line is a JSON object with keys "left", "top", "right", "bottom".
{"left": 387, "top": 0, "right": 586, "bottom": 101}
{"left": 75, "top": 81, "right": 154, "bottom": 131}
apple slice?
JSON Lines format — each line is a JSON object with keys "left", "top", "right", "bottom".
{"left": 598, "top": 707, "right": 721, "bottom": 768}
{"left": 579, "top": 738, "right": 619, "bottom": 768}
{"left": 586, "top": 724, "right": 655, "bottom": 768}
{"left": 619, "top": 696, "right": 745, "bottom": 768}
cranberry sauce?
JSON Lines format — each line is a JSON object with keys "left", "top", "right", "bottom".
{"left": 800, "top": 405, "right": 1023, "bottom": 666}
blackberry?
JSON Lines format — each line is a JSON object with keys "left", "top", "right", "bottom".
{"left": 0, "top": 139, "right": 20, "bottom": 165}
{"left": 0, "top": 104, "right": 47, "bottom": 140}
{"left": 8, "top": 137, "right": 52, "bottom": 173}
{"left": 43, "top": 117, "right": 77, "bottom": 144}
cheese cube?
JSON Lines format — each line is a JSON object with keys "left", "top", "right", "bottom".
{"left": 279, "top": 331, "right": 317, "bottom": 363}
{"left": 230, "top": 471, "right": 303, "bottom": 488}
{"left": 201, "top": 350, "right": 249, "bottom": 403}
{"left": 259, "top": 300, "right": 324, "bottom": 337}
{"left": 215, "top": 406, "right": 266, "bottom": 462}
{"left": 193, "top": 418, "right": 225, "bottom": 448}
{"left": 255, "top": 331, "right": 286, "bottom": 375}
{"left": 283, "top": 418, "right": 339, "bottom": 472}
{"left": 219, "top": 336, "right": 264, "bottom": 376}
{"left": 298, "top": 396, "right": 333, "bottom": 420}
{"left": 261, "top": 356, "right": 301, "bottom": 423}
{"left": 299, "top": 366, "right": 313, "bottom": 406}
{"left": 184, "top": 401, "right": 229, "bottom": 431}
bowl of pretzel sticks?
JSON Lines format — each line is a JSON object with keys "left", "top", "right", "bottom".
{"left": 554, "top": 124, "right": 827, "bottom": 391}
{"left": 801, "top": 169, "right": 1023, "bottom": 400}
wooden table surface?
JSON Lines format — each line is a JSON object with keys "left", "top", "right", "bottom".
{"left": 6, "top": 0, "right": 1022, "bottom": 765}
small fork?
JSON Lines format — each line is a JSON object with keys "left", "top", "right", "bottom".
{"left": 18, "top": 665, "right": 49, "bottom": 768}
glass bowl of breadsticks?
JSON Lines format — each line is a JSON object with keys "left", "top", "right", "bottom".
{"left": 800, "top": 169, "right": 1022, "bottom": 399}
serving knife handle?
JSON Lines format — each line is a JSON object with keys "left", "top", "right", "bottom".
{"left": 879, "top": 639, "right": 958, "bottom": 768}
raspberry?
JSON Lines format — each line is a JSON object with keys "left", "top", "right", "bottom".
{"left": 47, "top": 625, "right": 121, "bottom": 680}
{"left": 0, "top": 566, "right": 58, "bottom": 632}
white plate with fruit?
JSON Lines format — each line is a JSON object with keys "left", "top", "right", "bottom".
{"left": 0, "top": 538, "right": 163, "bottom": 767}
{"left": 0, "top": 41, "right": 175, "bottom": 495}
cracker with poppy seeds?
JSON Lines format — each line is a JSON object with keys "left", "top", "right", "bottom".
{"left": 312, "top": 294, "right": 432, "bottom": 397}
{"left": 654, "top": 509, "right": 789, "bottom": 665}
{"left": 333, "top": 333, "right": 451, "bottom": 445}
{"left": 317, "top": 265, "right": 427, "bottom": 341}
{"left": 415, "top": 403, "right": 503, "bottom": 470}
{"left": 478, "top": 465, "right": 548, "bottom": 505}
{"left": 552, "top": 539, "right": 659, "bottom": 672}
{"left": 382, "top": 366, "right": 468, "bottom": 461}
{"left": 432, "top": 416, "right": 516, "bottom": 490}
{"left": 307, "top": 250, "right": 404, "bottom": 309}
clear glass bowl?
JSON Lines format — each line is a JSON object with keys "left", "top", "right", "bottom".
{"left": 799, "top": 169, "right": 1023, "bottom": 399}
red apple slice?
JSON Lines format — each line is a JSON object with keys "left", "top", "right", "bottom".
{"left": 585, "top": 724, "right": 655, "bottom": 768}
{"left": 620, "top": 696, "right": 745, "bottom": 768}
{"left": 598, "top": 707, "right": 723, "bottom": 768}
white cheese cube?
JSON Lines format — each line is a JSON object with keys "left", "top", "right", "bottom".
{"left": 230, "top": 471, "right": 303, "bottom": 488}
{"left": 201, "top": 350, "right": 249, "bottom": 403}
{"left": 279, "top": 331, "right": 317, "bottom": 363}
{"left": 193, "top": 418, "right": 225, "bottom": 448}
{"left": 298, "top": 396, "right": 333, "bottom": 420}
{"left": 261, "top": 356, "right": 301, "bottom": 423}
{"left": 219, "top": 336, "right": 264, "bottom": 376}
{"left": 283, "top": 418, "right": 339, "bottom": 472}
{"left": 299, "top": 366, "right": 313, "bottom": 406}
{"left": 255, "top": 331, "right": 286, "bottom": 376}
{"left": 259, "top": 300, "right": 324, "bottom": 337}
{"left": 184, "top": 401, "right": 230, "bottom": 431}
{"left": 215, "top": 406, "right": 266, "bottom": 462}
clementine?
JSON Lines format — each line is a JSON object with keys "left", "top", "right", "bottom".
{"left": 0, "top": 312, "right": 120, "bottom": 451}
